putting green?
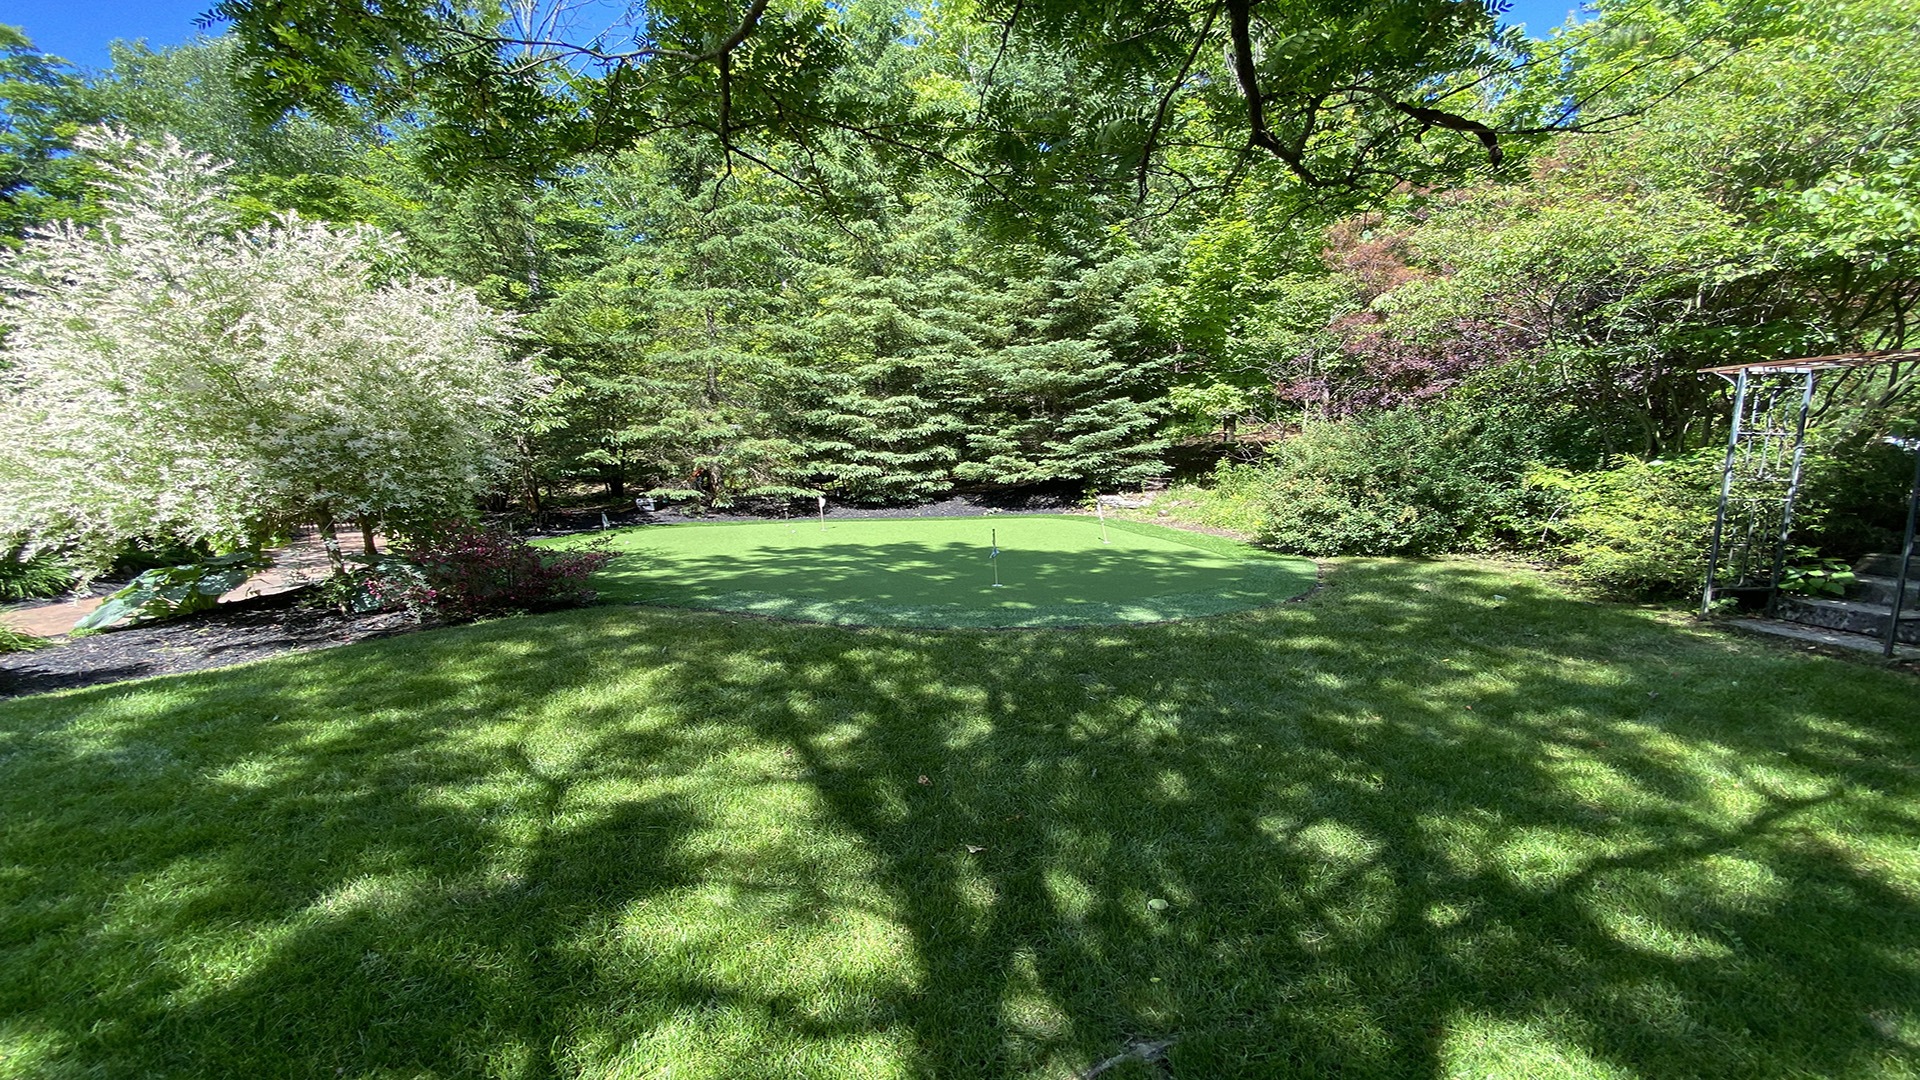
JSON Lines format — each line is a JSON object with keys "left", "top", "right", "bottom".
{"left": 557, "top": 514, "right": 1316, "bottom": 628}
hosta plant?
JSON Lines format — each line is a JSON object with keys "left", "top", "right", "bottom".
{"left": 72, "top": 551, "right": 272, "bottom": 633}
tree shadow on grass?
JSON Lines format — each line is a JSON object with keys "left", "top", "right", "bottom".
{"left": 1, "top": 559, "right": 1917, "bottom": 1077}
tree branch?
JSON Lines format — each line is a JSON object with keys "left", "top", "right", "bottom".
{"left": 1137, "top": 1, "right": 1222, "bottom": 206}
{"left": 701, "top": 0, "right": 770, "bottom": 63}
{"left": 1224, "top": 0, "right": 1324, "bottom": 186}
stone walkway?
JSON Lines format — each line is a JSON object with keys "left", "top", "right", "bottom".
{"left": 1, "top": 528, "right": 378, "bottom": 638}
{"left": 1729, "top": 616, "right": 1920, "bottom": 660}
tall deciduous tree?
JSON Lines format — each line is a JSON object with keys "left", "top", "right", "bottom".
{"left": 0, "top": 26, "right": 94, "bottom": 243}
{"left": 82, "top": 36, "right": 372, "bottom": 222}
{"left": 203, "top": 0, "right": 1690, "bottom": 208}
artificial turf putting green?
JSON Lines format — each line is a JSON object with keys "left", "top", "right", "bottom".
{"left": 560, "top": 514, "right": 1317, "bottom": 628}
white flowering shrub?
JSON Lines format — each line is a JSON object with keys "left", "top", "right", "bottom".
{"left": 0, "top": 132, "right": 538, "bottom": 569}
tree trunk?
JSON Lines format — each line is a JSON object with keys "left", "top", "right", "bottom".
{"left": 319, "top": 519, "right": 344, "bottom": 576}
{"left": 522, "top": 472, "right": 543, "bottom": 516}
{"left": 360, "top": 520, "right": 379, "bottom": 558}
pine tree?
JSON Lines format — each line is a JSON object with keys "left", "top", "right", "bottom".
{"left": 532, "top": 147, "right": 815, "bottom": 506}
{"left": 952, "top": 244, "right": 1173, "bottom": 487}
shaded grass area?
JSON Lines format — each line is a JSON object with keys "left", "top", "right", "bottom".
{"left": 553, "top": 514, "right": 1317, "bottom": 627}
{"left": 2, "top": 558, "right": 1919, "bottom": 1078}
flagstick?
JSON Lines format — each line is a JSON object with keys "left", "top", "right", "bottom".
{"left": 991, "top": 528, "right": 1002, "bottom": 587}
{"left": 818, "top": 493, "right": 827, "bottom": 533}
{"left": 1097, "top": 498, "right": 1109, "bottom": 544}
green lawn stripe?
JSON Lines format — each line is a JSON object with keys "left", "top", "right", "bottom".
{"left": 552, "top": 514, "right": 1316, "bottom": 628}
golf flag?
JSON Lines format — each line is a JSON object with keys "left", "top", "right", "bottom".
{"left": 988, "top": 530, "right": 999, "bottom": 559}
{"left": 989, "top": 529, "right": 1002, "bottom": 587}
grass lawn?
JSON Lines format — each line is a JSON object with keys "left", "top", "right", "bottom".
{"left": 552, "top": 515, "right": 1318, "bottom": 627}
{"left": 2, "top": 558, "right": 1918, "bottom": 1078}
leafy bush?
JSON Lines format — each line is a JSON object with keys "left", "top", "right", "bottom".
{"left": 1167, "top": 382, "right": 1256, "bottom": 439}
{"left": 1252, "top": 418, "right": 1445, "bottom": 555}
{"left": 0, "top": 549, "right": 73, "bottom": 601}
{"left": 108, "top": 538, "right": 218, "bottom": 577}
{"left": 71, "top": 552, "right": 273, "bottom": 633}
{"left": 1244, "top": 398, "right": 1565, "bottom": 557}
{"left": 1793, "top": 433, "right": 1918, "bottom": 559}
{"left": 0, "top": 625, "right": 48, "bottom": 653}
{"left": 315, "top": 554, "right": 434, "bottom": 617}
{"left": 1152, "top": 464, "right": 1282, "bottom": 538}
{"left": 1777, "top": 549, "right": 1857, "bottom": 598}
{"left": 373, "top": 524, "right": 617, "bottom": 621}
{"left": 1529, "top": 454, "right": 1719, "bottom": 599}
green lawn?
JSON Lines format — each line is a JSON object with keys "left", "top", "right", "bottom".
{"left": 2, "top": 558, "right": 1918, "bottom": 1078}
{"left": 552, "top": 514, "right": 1318, "bottom": 627}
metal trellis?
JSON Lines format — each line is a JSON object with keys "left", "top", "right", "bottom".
{"left": 1700, "top": 365, "right": 1816, "bottom": 615}
{"left": 1699, "top": 350, "right": 1920, "bottom": 656}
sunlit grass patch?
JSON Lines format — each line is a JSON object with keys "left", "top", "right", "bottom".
{"left": 1440, "top": 1013, "right": 1643, "bottom": 1080}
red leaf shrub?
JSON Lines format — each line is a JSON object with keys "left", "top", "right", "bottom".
{"left": 369, "top": 523, "right": 617, "bottom": 620}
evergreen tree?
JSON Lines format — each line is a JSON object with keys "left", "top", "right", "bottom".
{"left": 791, "top": 192, "right": 983, "bottom": 501}
{"left": 532, "top": 147, "right": 815, "bottom": 505}
{"left": 953, "top": 244, "right": 1173, "bottom": 487}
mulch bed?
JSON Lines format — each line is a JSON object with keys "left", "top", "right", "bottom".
{"left": 0, "top": 590, "right": 420, "bottom": 700}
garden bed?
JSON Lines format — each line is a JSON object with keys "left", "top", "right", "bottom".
{"left": 0, "top": 590, "right": 420, "bottom": 699}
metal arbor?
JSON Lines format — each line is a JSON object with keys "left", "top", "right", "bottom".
{"left": 1699, "top": 350, "right": 1920, "bottom": 630}
{"left": 1699, "top": 360, "right": 1818, "bottom": 614}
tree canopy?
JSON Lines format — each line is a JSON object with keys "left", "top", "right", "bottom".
{"left": 200, "top": 0, "right": 1743, "bottom": 205}
{"left": 0, "top": 0, "right": 1915, "bottom": 579}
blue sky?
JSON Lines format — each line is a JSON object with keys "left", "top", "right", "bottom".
{"left": 8, "top": 0, "right": 1589, "bottom": 72}
{"left": 1502, "top": 0, "right": 1588, "bottom": 35}
{"left": 8, "top": 0, "right": 215, "bottom": 69}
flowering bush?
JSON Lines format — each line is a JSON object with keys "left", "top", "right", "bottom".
{"left": 366, "top": 524, "right": 616, "bottom": 621}
{"left": 0, "top": 131, "right": 540, "bottom": 572}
